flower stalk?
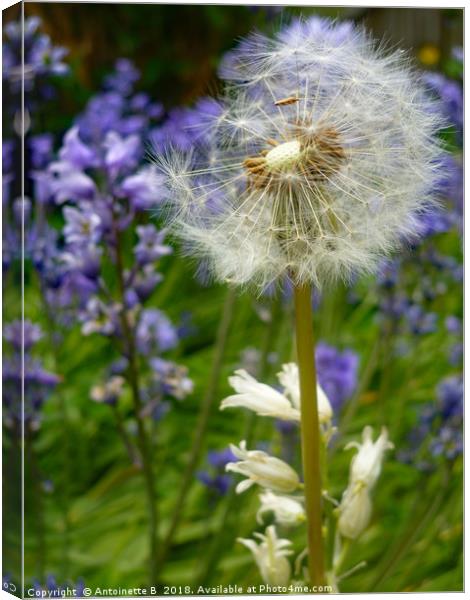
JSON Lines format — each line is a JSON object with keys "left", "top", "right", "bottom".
{"left": 112, "top": 215, "right": 159, "bottom": 585}
{"left": 293, "top": 282, "right": 325, "bottom": 586}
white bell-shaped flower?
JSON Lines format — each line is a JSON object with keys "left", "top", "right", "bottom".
{"left": 221, "top": 369, "right": 299, "bottom": 421}
{"left": 337, "top": 482, "right": 372, "bottom": 540}
{"left": 238, "top": 525, "right": 293, "bottom": 586}
{"left": 278, "top": 362, "right": 333, "bottom": 425}
{"left": 257, "top": 490, "right": 305, "bottom": 526}
{"left": 226, "top": 441, "right": 300, "bottom": 493}
{"left": 345, "top": 426, "right": 394, "bottom": 490}
{"left": 220, "top": 363, "right": 334, "bottom": 426}
{"left": 337, "top": 426, "right": 393, "bottom": 540}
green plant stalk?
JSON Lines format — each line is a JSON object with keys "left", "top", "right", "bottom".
{"left": 112, "top": 218, "right": 159, "bottom": 585}
{"left": 38, "top": 287, "right": 72, "bottom": 578}
{"left": 110, "top": 404, "right": 141, "bottom": 466}
{"left": 26, "top": 433, "right": 46, "bottom": 581}
{"left": 293, "top": 282, "right": 325, "bottom": 587}
{"left": 155, "top": 286, "right": 237, "bottom": 570}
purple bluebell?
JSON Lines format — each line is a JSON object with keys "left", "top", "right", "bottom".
{"left": 104, "top": 58, "right": 139, "bottom": 95}
{"left": 63, "top": 204, "right": 102, "bottom": 246}
{"left": 80, "top": 297, "right": 118, "bottom": 336}
{"left": 49, "top": 161, "right": 96, "bottom": 203}
{"left": 120, "top": 167, "right": 166, "bottom": 211}
{"left": 29, "top": 134, "right": 54, "bottom": 169}
{"left": 424, "top": 72, "right": 463, "bottom": 132}
{"left": 197, "top": 447, "right": 236, "bottom": 496}
{"left": 401, "top": 374, "right": 462, "bottom": 468}
{"left": 3, "top": 16, "right": 69, "bottom": 106}
{"left": 59, "top": 126, "right": 98, "bottom": 170}
{"left": 3, "top": 321, "right": 59, "bottom": 430}
{"left": 150, "top": 358, "right": 193, "bottom": 400}
{"left": 134, "top": 225, "right": 172, "bottom": 265}
{"left": 151, "top": 97, "right": 221, "bottom": 152}
{"left": 133, "top": 265, "right": 163, "bottom": 302}
{"left": 4, "top": 319, "right": 42, "bottom": 351}
{"left": 445, "top": 315, "right": 462, "bottom": 335}
{"left": 136, "top": 309, "right": 178, "bottom": 355}
{"left": 315, "top": 342, "right": 359, "bottom": 411}
{"left": 103, "top": 131, "right": 140, "bottom": 176}
{"left": 437, "top": 375, "right": 463, "bottom": 420}
{"left": 403, "top": 304, "right": 437, "bottom": 335}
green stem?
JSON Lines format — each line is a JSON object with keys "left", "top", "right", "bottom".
{"left": 112, "top": 218, "right": 159, "bottom": 585}
{"left": 293, "top": 282, "right": 325, "bottom": 587}
{"left": 155, "top": 286, "right": 237, "bottom": 570}
{"left": 110, "top": 404, "right": 140, "bottom": 466}
{"left": 27, "top": 435, "right": 46, "bottom": 580}
{"left": 38, "top": 288, "right": 71, "bottom": 578}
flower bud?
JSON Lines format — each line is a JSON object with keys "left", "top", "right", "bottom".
{"left": 257, "top": 491, "right": 305, "bottom": 526}
{"left": 226, "top": 441, "right": 300, "bottom": 493}
{"left": 238, "top": 525, "right": 292, "bottom": 586}
{"left": 337, "top": 483, "right": 372, "bottom": 540}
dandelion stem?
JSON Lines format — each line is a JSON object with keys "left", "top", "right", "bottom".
{"left": 293, "top": 282, "right": 326, "bottom": 587}
{"left": 155, "top": 286, "right": 237, "bottom": 570}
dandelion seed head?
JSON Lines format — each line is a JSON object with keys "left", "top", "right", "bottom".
{"left": 156, "top": 17, "right": 445, "bottom": 292}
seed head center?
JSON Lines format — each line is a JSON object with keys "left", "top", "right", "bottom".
{"left": 265, "top": 140, "right": 302, "bottom": 172}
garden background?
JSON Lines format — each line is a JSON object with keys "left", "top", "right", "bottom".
{"left": 2, "top": 3, "right": 463, "bottom": 595}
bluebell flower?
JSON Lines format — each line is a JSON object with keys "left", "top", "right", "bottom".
{"left": 103, "top": 131, "right": 140, "bottom": 176}
{"left": 136, "top": 309, "right": 178, "bottom": 355}
{"left": 4, "top": 319, "right": 42, "bottom": 351}
{"left": 445, "top": 315, "right": 462, "bottom": 335}
{"left": 3, "top": 16, "right": 69, "bottom": 106}
{"left": 150, "top": 358, "right": 193, "bottom": 400}
{"left": 437, "top": 375, "right": 463, "bottom": 420}
{"left": 80, "top": 297, "right": 119, "bottom": 336}
{"left": 133, "top": 265, "right": 163, "bottom": 302}
{"left": 61, "top": 243, "right": 102, "bottom": 280}
{"left": 3, "top": 321, "right": 59, "bottom": 430}
{"left": 424, "top": 72, "right": 463, "bottom": 132}
{"left": 49, "top": 161, "right": 96, "bottom": 203}
{"left": 404, "top": 304, "right": 438, "bottom": 335}
{"left": 29, "top": 134, "right": 54, "bottom": 169}
{"left": 197, "top": 447, "right": 237, "bottom": 496}
{"left": 315, "top": 342, "right": 359, "bottom": 411}
{"left": 151, "top": 97, "right": 221, "bottom": 152}
{"left": 104, "top": 58, "right": 140, "bottom": 95}
{"left": 134, "top": 224, "right": 172, "bottom": 265}
{"left": 120, "top": 166, "right": 166, "bottom": 211}
{"left": 377, "top": 258, "right": 401, "bottom": 289}
{"left": 59, "top": 126, "right": 98, "bottom": 170}
{"left": 63, "top": 204, "right": 102, "bottom": 246}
